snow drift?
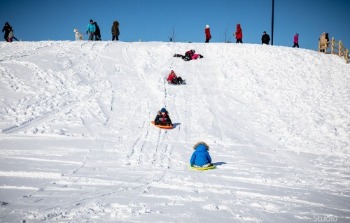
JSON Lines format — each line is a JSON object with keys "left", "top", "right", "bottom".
{"left": 0, "top": 41, "right": 349, "bottom": 223}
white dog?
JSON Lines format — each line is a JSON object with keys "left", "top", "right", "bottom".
{"left": 73, "top": 28, "right": 83, "bottom": 41}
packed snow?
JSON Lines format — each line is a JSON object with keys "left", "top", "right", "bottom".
{"left": 0, "top": 41, "right": 349, "bottom": 223}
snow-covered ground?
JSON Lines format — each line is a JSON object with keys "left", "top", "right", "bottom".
{"left": 0, "top": 41, "right": 349, "bottom": 223}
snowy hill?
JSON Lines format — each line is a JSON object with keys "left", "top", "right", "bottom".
{"left": 0, "top": 41, "right": 349, "bottom": 223}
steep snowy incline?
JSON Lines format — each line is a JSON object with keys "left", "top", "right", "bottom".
{"left": 0, "top": 41, "right": 349, "bottom": 223}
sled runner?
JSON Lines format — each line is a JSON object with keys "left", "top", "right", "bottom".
{"left": 151, "top": 121, "right": 174, "bottom": 129}
{"left": 190, "top": 165, "right": 216, "bottom": 171}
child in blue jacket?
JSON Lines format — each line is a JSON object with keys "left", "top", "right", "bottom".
{"left": 86, "top": 19, "right": 96, "bottom": 41}
{"left": 190, "top": 141, "right": 213, "bottom": 167}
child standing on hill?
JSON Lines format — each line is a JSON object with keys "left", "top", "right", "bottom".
{"left": 293, "top": 33, "right": 299, "bottom": 48}
{"left": 190, "top": 141, "right": 213, "bottom": 167}
{"left": 234, "top": 24, "right": 243, "bottom": 43}
{"left": 86, "top": 19, "right": 96, "bottom": 41}
{"left": 205, "top": 25, "right": 211, "bottom": 43}
{"left": 111, "top": 21, "right": 120, "bottom": 41}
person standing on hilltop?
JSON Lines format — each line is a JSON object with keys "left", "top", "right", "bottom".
{"left": 234, "top": 24, "right": 243, "bottom": 43}
{"left": 319, "top": 32, "right": 329, "bottom": 52}
{"left": 86, "top": 19, "right": 96, "bottom": 41}
{"left": 261, "top": 31, "right": 270, "bottom": 45}
{"left": 93, "top": 21, "right": 101, "bottom": 40}
{"left": 205, "top": 25, "right": 211, "bottom": 43}
{"left": 112, "top": 21, "right": 120, "bottom": 41}
{"left": 293, "top": 33, "right": 299, "bottom": 48}
{"left": 2, "top": 22, "right": 12, "bottom": 42}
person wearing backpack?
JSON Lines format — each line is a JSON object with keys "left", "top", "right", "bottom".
{"left": 2, "top": 22, "right": 12, "bottom": 42}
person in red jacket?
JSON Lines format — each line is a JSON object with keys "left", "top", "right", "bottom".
{"left": 234, "top": 24, "right": 243, "bottom": 43}
{"left": 205, "top": 25, "right": 211, "bottom": 43}
{"left": 167, "top": 70, "right": 185, "bottom": 85}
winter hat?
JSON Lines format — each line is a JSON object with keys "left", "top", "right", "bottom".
{"left": 160, "top": 108, "right": 167, "bottom": 113}
{"left": 90, "top": 19, "right": 93, "bottom": 23}
{"left": 193, "top": 141, "right": 209, "bottom": 150}
{"left": 206, "top": 25, "right": 209, "bottom": 28}
{"left": 263, "top": 31, "right": 266, "bottom": 34}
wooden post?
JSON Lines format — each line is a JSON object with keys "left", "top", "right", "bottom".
{"left": 331, "top": 37, "right": 334, "bottom": 54}
{"left": 339, "top": 40, "right": 342, "bottom": 56}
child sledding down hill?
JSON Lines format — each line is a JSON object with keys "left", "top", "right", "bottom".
{"left": 190, "top": 141, "right": 213, "bottom": 167}
{"left": 167, "top": 70, "right": 185, "bottom": 85}
{"left": 174, "top": 49, "right": 204, "bottom": 61}
{"left": 154, "top": 108, "right": 173, "bottom": 126}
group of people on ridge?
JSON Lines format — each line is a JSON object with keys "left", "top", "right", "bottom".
{"left": 86, "top": 19, "right": 120, "bottom": 41}
{"left": 205, "top": 23, "right": 300, "bottom": 47}
{"left": 86, "top": 19, "right": 102, "bottom": 41}
{"left": 204, "top": 23, "right": 242, "bottom": 43}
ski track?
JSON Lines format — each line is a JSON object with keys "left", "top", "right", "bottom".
{"left": 0, "top": 42, "right": 349, "bottom": 223}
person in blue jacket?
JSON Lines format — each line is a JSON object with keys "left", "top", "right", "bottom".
{"left": 190, "top": 141, "right": 213, "bottom": 167}
{"left": 86, "top": 19, "right": 96, "bottom": 41}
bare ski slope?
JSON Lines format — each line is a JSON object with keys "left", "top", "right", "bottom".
{"left": 0, "top": 41, "right": 349, "bottom": 222}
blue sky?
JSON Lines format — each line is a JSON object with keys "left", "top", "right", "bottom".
{"left": 1, "top": 0, "right": 349, "bottom": 50}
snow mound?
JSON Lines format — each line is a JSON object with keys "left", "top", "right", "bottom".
{"left": 0, "top": 41, "right": 349, "bottom": 223}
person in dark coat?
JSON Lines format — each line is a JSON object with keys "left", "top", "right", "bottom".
{"left": 111, "top": 21, "right": 120, "bottom": 41}
{"left": 93, "top": 22, "right": 101, "bottom": 40}
{"left": 2, "top": 22, "right": 12, "bottom": 42}
{"left": 261, "top": 31, "right": 270, "bottom": 44}
{"left": 154, "top": 108, "right": 173, "bottom": 126}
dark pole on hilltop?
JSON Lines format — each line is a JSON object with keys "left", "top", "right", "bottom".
{"left": 271, "top": 0, "right": 275, "bottom": 45}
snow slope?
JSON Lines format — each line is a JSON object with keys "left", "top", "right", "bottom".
{"left": 0, "top": 41, "right": 349, "bottom": 223}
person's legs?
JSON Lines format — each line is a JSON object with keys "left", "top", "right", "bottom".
{"left": 173, "top": 54, "right": 184, "bottom": 58}
{"left": 4, "top": 33, "right": 9, "bottom": 42}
